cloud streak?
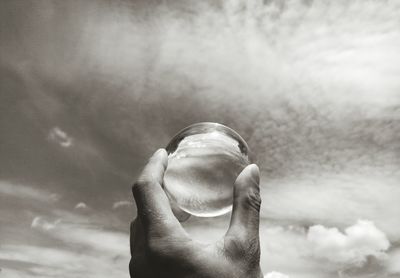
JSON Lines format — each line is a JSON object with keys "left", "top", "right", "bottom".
{"left": 265, "top": 272, "right": 290, "bottom": 278}
{"left": 0, "top": 181, "right": 59, "bottom": 203}
{"left": 0, "top": 245, "right": 129, "bottom": 278}
{"left": 112, "top": 200, "right": 133, "bottom": 210}
{"left": 30, "top": 214, "right": 128, "bottom": 254}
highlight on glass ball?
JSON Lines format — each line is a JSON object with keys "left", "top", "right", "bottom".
{"left": 163, "top": 122, "right": 251, "bottom": 217}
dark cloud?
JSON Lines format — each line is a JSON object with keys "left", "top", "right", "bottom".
{"left": 1, "top": 0, "right": 399, "bottom": 277}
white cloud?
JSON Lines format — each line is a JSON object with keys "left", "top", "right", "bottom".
{"left": 74, "top": 202, "right": 88, "bottom": 209}
{"left": 112, "top": 200, "right": 132, "bottom": 209}
{"left": 31, "top": 216, "right": 60, "bottom": 231}
{"left": 257, "top": 221, "right": 393, "bottom": 278}
{"left": 261, "top": 172, "right": 400, "bottom": 241}
{"left": 387, "top": 248, "right": 400, "bottom": 274}
{"left": 307, "top": 220, "right": 390, "bottom": 267}
{"left": 265, "top": 271, "right": 290, "bottom": 278}
{"left": 259, "top": 225, "right": 329, "bottom": 278}
{"left": 48, "top": 127, "right": 73, "bottom": 148}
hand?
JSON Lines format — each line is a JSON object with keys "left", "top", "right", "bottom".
{"left": 130, "top": 149, "right": 263, "bottom": 278}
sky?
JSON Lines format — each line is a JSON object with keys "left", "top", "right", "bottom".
{"left": 0, "top": 0, "right": 399, "bottom": 277}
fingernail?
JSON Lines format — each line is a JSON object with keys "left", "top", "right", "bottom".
{"left": 248, "top": 164, "right": 260, "bottom": 184}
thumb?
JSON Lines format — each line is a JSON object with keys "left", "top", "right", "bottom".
{"left": 226, "top": 164, "right": 261, "bottom": 241}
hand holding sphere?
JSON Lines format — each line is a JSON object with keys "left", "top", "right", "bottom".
{"left": 130, "top": 147, "right": 263, "bottom": 278}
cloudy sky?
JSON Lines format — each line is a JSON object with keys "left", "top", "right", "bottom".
{"left": 0, "top": 0, "right": 399, "bottom": 277}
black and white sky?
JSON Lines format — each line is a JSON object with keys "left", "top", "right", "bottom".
{"left": 0, "top": 1, "right": 399, "bottom": 277}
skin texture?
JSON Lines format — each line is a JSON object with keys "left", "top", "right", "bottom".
{"left": 130, "top": 149, "right": 263, "bottom": 278}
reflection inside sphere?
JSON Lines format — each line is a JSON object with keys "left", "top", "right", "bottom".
{"left": 164, "top": 122, "right": 250, "bottom": 217}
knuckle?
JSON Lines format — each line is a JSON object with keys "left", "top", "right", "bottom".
{"left": 224, "top": 235, "right": 261, "bottom": 263}
{"left": 132, "top": 181, "right": 143, "bottom": 193}
{"left": 132, "top": 179, "right": 152, "bottom": 195}
{"left": 224, "top": 237, "right": 247, "bottom": 259}
{"left": 246, "top": 236, "right": 261, "bottom": 259}
{"left": 244, "top": 237, "right": 261, "bottom": 271}
{"left": 147, "top": 237, "right": 168, "bottom": 258}
{"left": 244, "top": 188, "right": 262, "bottom": 212}
{"left": 146, "top": 235, "right": 193, "bottom": 263}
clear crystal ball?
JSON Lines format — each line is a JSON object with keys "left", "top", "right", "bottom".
{"left": 164, "top": 122, "right": 250, "bottom": 217}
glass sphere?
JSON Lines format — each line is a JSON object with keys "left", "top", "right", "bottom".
{"left": 164, "top": 122, "right": 250, "bottom": 217}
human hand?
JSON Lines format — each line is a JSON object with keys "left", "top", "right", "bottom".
{"left": 130, "top": 149, "right": 263, "bottom": 278}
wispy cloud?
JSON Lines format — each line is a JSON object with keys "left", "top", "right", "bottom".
{"left": 0, "top": 245, "right": 129, "bottom": 278}
{"left": 2, "top": 209, "right": 130, "bottom": 278}
{"left": 30, "top": 214, "right": 128, "bottom": 253}
{"left": 31, "top": 216, "right": 60, "bottom": 231}
{"left": 0, "top": 181, "right": 59, "bottom": 203}
{"left": 0, "top": 0, "right": 399, "bottom": 277}
{"left": 48, "top": 127, "right": 73, "bottom": 148}
{"left": 112, "top": 200, "right": 132, "bottom": 210}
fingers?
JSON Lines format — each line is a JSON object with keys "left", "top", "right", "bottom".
{"left": 132, "top": 149, "right": 181, "bottom": 236}
{"left": 226, "top": 164, "right": 261, "bottom": 242}
{"left": 160, "top": 180, "right": 191, "bottom": 222}
{"left": 169, "top": 199, "right": 191, "bottom": 222}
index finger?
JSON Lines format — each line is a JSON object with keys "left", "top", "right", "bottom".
{"left": 132, "top": 149, "right": 182, "bottom": 236}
